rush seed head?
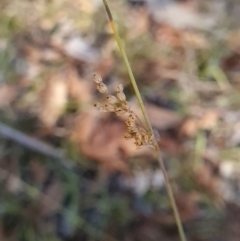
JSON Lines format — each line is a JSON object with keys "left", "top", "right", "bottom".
{"left": 93, "top": 74, "right": 102, "bottom": 84}
{"left": 124, "top": 132, "right": 133, "bottom": 139}
{"left": 142, "top": 133, "right": 150, "bottom": 143}
{"left": 126, "top": 114, "right": 136, "bottom": 127}
{"left": 97, "top": 82, "right": 108, "bottom": 94}
{"left": 106, "top": 95, "right": 117, "bottom": 104}
{"left": 128, "top": 125, "right": 139, "bottom": 134}
{"left": 116, "top": 91, "right": 126, "bottom": 102}
{"left": 93, "top": 73, "right": 155, "bottom": 148}
{"left": 125, "top": 119, "right": 135, "bottom": 127}
{"left": 104, "top": 103, "right": 115, "bottom": 112}
{"left": 128, "top": 113, "right": 135, "bottom": 122}
{"left": 115, "top": 83, "right": 123, "bottom": 92}
{"left": 94, "top": 102, "right": 104, "bottom": 111}
{"left": 121, "top": 101, "right": 130, "bottom": 112}
{"left": 115, "top": 107, "right": 127, "bottom": 116}
{"left": 135, "top": 139, "right": 143, "bottom": 146}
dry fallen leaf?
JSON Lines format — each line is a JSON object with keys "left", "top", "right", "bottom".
{"left": 179, "top": 118, "right": 198, "bottom": 138}
{"left": 195, "top": 157, "right": 223, "bottom": 206}
{"left": 38, "top": 73, "right": 68, "bottom": 128}
{"left": 179, "top": 109, "right": 220, "bottom": 137}
{"left": 72, "top": 112, "right": 129, "bottom": 172}
{"left": 72, "top": 111, "right": 152, "bottom": 172}
{"left": 227, "top": 30, "right": 240, "bottom": 53}
{"left": 0, "top": 85, "right": 17, "bottom": 108}
{"left": 127, "top": 8, "right": 149, "bottom": 39}
{"left": 66, "top": 68, "right": 92, "bottom": 103}
{"left": 198, "top": 110, "right": 219, "bottom": 130}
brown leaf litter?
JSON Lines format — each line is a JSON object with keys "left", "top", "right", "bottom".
{"left": 38, "top": 67, "right": 92, "bottom": 129}
{"left": 72, "top": 112, "right": 150, "bottom": 173}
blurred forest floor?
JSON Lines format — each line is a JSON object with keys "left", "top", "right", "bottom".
{"left": 1, "top": 0, "right": 240, "bottom": 240}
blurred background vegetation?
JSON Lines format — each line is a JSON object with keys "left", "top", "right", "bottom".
{"left": 1, "top": 0, "right": 240, "bottom": 240}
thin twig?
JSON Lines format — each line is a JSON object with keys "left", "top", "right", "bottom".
{"left": 101, "top": 1, "right": 187, "bottom": 241}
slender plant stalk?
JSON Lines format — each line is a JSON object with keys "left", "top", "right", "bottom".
{"left": 102, "top": 0, "right": 152, "bottom": 133}
{"left": 102, "top": 1, "right": 187, "bottom": 241}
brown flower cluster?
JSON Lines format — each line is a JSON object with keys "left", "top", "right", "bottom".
{"left": 93, "top": 74, "right": 155, "bottom": 148}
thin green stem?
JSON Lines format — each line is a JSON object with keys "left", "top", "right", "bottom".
{"left": 102, "top": 0, "right": 152, "bottom": 133}
{"left": 155, "top": 146, "right": 187, "bottom": 241}
{"left": 102, "top": 1, "right": 187, "bottom": 241}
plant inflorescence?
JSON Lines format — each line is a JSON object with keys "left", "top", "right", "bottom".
{"left": 93, "top": 73, "right": 155, "bottom": 148}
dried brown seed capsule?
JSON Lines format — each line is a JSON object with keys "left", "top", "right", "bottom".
{"left": 135, "top": 139, "right": 143, "bottom": 146}
{"left": 104, "top": 103, "right": 115, "bottom": 112}
{"left": 115, "top": 107, "right": 127, "bottom": 116}
{"left": 134, "top": 132, "right": 142, "bottom": 140}
{"left": 142, "top": 133, "right": 150, "bottom": 144}
{"left": 106, "top": 95, "right": 117, "bottom": 104}
{"left": 93, "top": 77, "right": 154, "bottom": 148}
{"left": 117, "top": 92, "right": 126, "bottom": 102}
{"left": 129, "top": 126, "right": 139, "bottom": 133}
{"left": 96, "top": 83, "right": 108, "bottom": 94}
{"left": 93, "top": 74, "right": 102, "bottom": 84}
{"left": 124, "top": 132, "right": 133, "bottom": 139}
{"left": 126, "top": 119, "right": 135, "bottom": 127}
{"left": 94, "top": 103, "right": 104, "bottom": 111}
{"left": 121, "top": 102, "right": 130, "bottom": 112}
{"left": 115, "top": 83, "right": 123, "bottom": 92}
{"left": 128, "top": 113, "right": 135, "bottom": 122}
{"left": 145, "top": 134, "right": 155, "bottom": 147}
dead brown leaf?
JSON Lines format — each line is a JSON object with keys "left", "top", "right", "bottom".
{"left": 149, "top": 22, "right": 183, "bottom": 46}
{"left": 72, "top": 112, "right": 129, "bottom": 172}
{"left": 72, "top": 111, "right": 151, "bottom": 173}
{"left": 195, "top": 157, "right": 223, "bottom": 206}
{"left": 179, "top": 118, "right": 198, "bottom": 138}
{"left": 227, "top": 30, "right": 240, "bottom": 54}
{"left": 66, "top": 68, "right": 92, "bottom": 103}
{"left": 127, "top": 8, "right": 149, "bottom": 39}
{"left": 38, "top": 72, "right": 68, "bottom": 128}
{"left": 179, "top": 109, "right": 220, "bottom": 137}
{"left": 0, "top": 85, "right": 17, "bottom": 108}
{"left": 158, "top": 137, "right": 182, "bottom": 153}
